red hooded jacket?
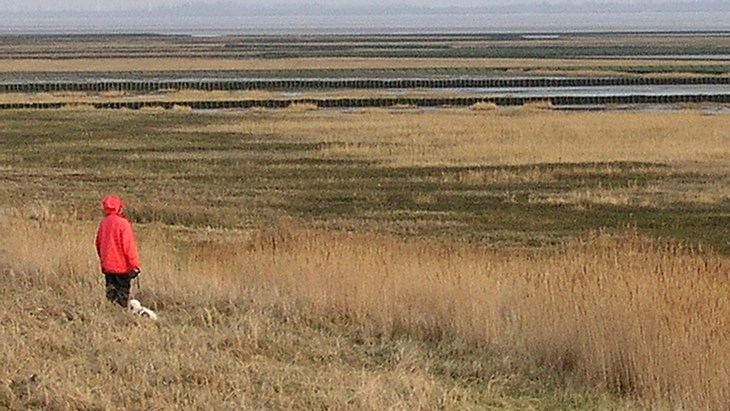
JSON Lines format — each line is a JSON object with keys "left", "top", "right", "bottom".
{"left": 96, "top": 195, "right": 141, "bottom": 274}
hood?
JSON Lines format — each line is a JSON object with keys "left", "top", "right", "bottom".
{"left": 102, "top": 195, "right": 124, "bottom": 215}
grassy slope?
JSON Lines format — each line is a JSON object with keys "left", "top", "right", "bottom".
{"left": 3, "top": 208, "right": 728, "bottom": 410}
{"left": 0, "top": 218, "right": 634, "bottom": 411}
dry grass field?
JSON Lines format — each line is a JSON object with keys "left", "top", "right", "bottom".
{"left": 1, "top": 203, "right": 729, "bottom": 410}
{"left": 2, "top": 56, "right": 727, "bottom": 74}
{"left": 1, "top": 106, "right": 729, "bottom": 410}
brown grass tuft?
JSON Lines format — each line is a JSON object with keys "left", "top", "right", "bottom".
{"left": 171, "top": 104, "right": 193, "bottom": 112}
{"left": 472, "top": 101, "right": 499, "bottom": 111}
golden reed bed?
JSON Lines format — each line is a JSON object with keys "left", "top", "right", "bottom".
{"left": 1, "top": 213, "right": 729, "bottom": 409}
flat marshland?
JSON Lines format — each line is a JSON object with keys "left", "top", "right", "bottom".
{"left": 3, "top": 33, "right": 730, "bottom": 78}
{"left": 1, "top": 107, "right": 729, "bottom": 410}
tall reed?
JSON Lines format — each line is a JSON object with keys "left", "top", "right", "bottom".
{"left": 2, "top": 211, "right": 728, "bottom": 409}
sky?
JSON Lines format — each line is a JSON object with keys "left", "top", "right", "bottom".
{"left": 0, "top": 0, "right": 683, "bottom": 12}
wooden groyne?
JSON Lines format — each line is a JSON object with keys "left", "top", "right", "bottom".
{"left": 1, "top": 76, "right": 730, "bottom": 94}
{"left": 2, "top": 94, "right": 729, "bottom": 111}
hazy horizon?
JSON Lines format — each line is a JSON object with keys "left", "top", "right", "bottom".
{"left": 1, "top": 0, "right": 728, "bottom": 34}
{"left": 1, "top": 0, "right": 727, "bottom": 13}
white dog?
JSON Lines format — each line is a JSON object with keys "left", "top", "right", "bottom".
{"left": 128, "top": 299, "right": 158, "bottom": 321}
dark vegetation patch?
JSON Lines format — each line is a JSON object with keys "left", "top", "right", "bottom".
{"left": 1, "top": 110, "right": 727, "bottom": 254}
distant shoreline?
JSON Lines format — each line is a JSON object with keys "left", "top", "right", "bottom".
{"left": 1, "top": 11, "right": 729, "bottom": 35}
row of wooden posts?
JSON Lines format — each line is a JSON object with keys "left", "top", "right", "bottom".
{"left": 2, "top": 94, "right": 729, "bottom": 110}
{"left": 1, "top": 76, "right": 730, "bottom": 93}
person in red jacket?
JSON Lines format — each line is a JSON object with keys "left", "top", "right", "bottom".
{"left": 96, "top": 195, "right": 141, "bottom": 307}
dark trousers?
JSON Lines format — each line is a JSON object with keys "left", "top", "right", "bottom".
{"left": 105, "top": 273, "right": 132, "bottom": 307}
